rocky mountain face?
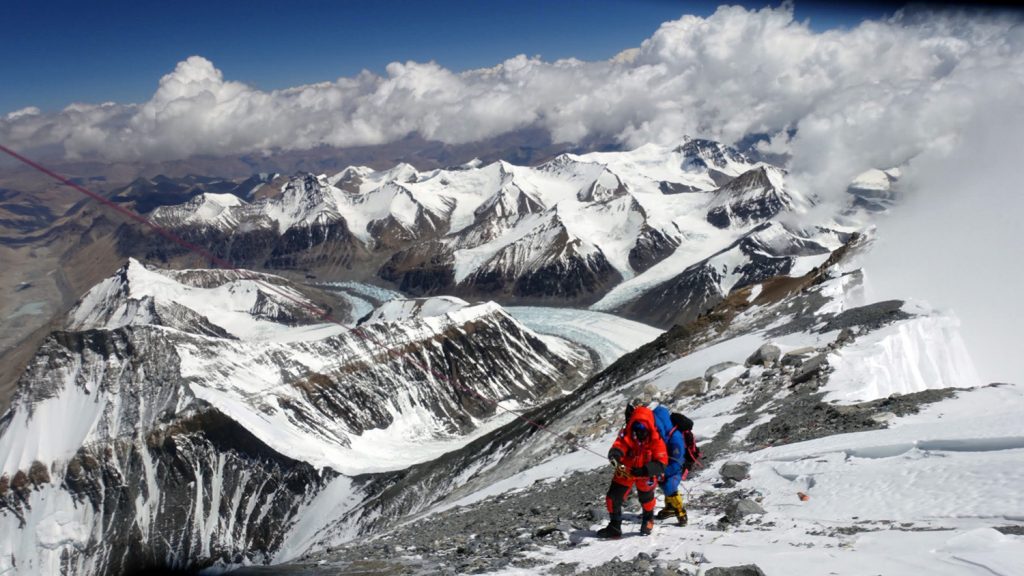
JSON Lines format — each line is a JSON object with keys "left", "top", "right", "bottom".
{"left": 0, "top": 135, "right": 939, "bottom": 576}
{"left": 0, "top": 260, "right": 589, "bottom": 575}
{"left": 118, "top": 138, "right": 818, "bottom": 309}
{"left": 613, "top": 222, "right": 842, "bottom": 328}
{"left": 705, "top": 166, "right": 801, "bottom": 229}
{"left": 248, "top": 229, "right": 988, "bottom": 576}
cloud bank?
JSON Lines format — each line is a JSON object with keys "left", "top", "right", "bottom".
{"left": 3, "top": 5, "right": 1023, "bottom": 382}
{"left": 2, "top": 7, "right": 1021, "bottom": 182}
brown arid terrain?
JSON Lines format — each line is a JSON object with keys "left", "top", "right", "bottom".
{"left": 0, "top": 175, "right": 134, "bottom": 411}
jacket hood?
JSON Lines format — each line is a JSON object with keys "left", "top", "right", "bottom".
{"left": 653, "top": 405, "right": 674, "bottom": 439}
{"left": 626, "top": 406, "right": 659, "bottom": 441}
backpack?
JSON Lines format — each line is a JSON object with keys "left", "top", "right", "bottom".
{"left": 669, "top": 412, "right": 702, "bottom": 469}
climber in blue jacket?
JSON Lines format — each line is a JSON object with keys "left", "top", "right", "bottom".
{"left": 652, "top": 404, "right": 690, "bottom": 525}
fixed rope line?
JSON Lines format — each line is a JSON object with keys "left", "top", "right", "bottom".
{"left": 0, "top": 143, "right": 608, "bottom": 462}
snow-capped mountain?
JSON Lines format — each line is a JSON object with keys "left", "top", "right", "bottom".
{"left": 0, "top": 260, "right": 590, "bottom": 575}
{"left": 606, "top": 221, "right": 843, "bottom": 328}
{"left": 706, "top": 165, "right": 804, "bottom": 228}
{"left": 136, "top": 137, "right": 818, "bottom": 308}
{"left": 251, "top": 230, "right": 1010, "bottom": 576}
{"left": 846, "top": 167, "right": 901, "bottom": 213}
{"left": 110, "top": 172, "right": 278, "bottom": 214}
{"left": 5, "top": 133, "right": 1011, "bottom": 576}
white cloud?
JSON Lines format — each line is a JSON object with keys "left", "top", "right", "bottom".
{"left": 861, "top": 92, "right": 1024, "bottom": 386}
{"left": 1, "top": 6, "right": 1018, "bottom": 183}
{"left": 2, "top": 5, "right": 1022, "bottom": 380}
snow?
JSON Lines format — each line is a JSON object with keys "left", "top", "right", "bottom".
{"left": 68, "top": 259, "right": 340, "bottom": 342}
{"left": 452, "top": 212, "right": 549, "bottom": 283}
{"left": 9, "top": 141, "right": 1012, "bottom": 574}
{"left": 504, "top": 310, "right": 1008, "bottom": 573}
{"left": 626, "top": 334, "right": 762, "bottom": 393}
{"left": 747, "top": 283, "right": 763, "bottom": 302}
{"left": 850, "top": 168, "right": 894, "bottom": 191}
{"left": 35, "top": 510, "right": 90, "bottom": 549}
{"left": 0, "top": 367, "right": 104, "bottom": 475}
{"left": 343, "top": 408, "right": 521, "bottom": 475}
{"left": 824, "top": 313, "right": 982, "bottom": 403}
{"left": 364, "top": 296, "right": 471, "bottom": 325}
{"left": 789, "top": 252, "right": 831, "bottom": 277}
{"left": 434, "top": 433, "right": 617, "bottom": 514}
{"left": 505, "top": 307, "right": 663, "bottom": 368}
{"left": 556, "top": 195, "right": 646, "bottom": 280}
{"left": 482, "top": 380, "right": 1024, "bottom": 576}
{"left": 142, "top": 140, "right": 838, "bottom": 314}
{"left": 589, "top": 223, "right": 736, "bottom": 312}
{"left": 169, "top": 299, "right": 581, "bottom": 476}
{"left": 494, "top": 525, "right": 1024, "bottom": 576}
{"left": 275, "top": 477, "right": 362, "bottom": 562}
{"left": 388, "top": 187, "right": 421, "bottom": 227}
{"left": 400, "top": 301, "right": 1019, "bottom": 576}
{"left": 1, "top": 486, "right": 100, "bottom": 575}
{"left": 318, "top": 281, "right": 407, "bottom": 325}
{"left": 939, "top": 529, "right": 1024, "bottom": 575}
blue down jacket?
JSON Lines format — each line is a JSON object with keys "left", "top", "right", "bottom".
{"left": 652, "top": 405, "right": 687, "bottom": 494}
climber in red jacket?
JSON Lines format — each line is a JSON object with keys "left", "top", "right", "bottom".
{"left": 598, "top": 404, "right": 668, "bottom": 538}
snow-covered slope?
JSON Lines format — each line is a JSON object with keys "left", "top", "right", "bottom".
{"left": 0, "top": 260, "right": 591, "bottom": 575}
{"left": 266, "top": 241, "right": 1016, "bottom": 576}
{"left": 604, "top": 221, "right": 842, "bottom": 328}
{"left": 67, "top": 258, "right": 330, "bottom": 340}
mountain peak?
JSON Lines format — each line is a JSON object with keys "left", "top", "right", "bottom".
{"left": 706, "top": 165, "right": 798, "bottom": 228}
{"left": 676, "top": 136, "right": 750, "bottom": 174}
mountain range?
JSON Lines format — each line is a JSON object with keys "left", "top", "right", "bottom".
{"left": 1, "top": 136, "right": 1012, "bottom": 576}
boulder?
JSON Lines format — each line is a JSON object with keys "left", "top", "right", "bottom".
{"left": 28, "top": 461, "right": 51, "bottom": 486}
{"left": 639, "top": 383, "right": 659, "bottom": 403}
{"left": 781, "top": 346, "right": 816, "bottom": 366}
{"left": 705, "top": 361, "right": 739, "bottom": 381}
{"left": 726, "top": 498, "right": 766, "bottom": 521}
{"left": 792, "top": 354, "right": 828, "bottom": 384}
{"left": 719, "top": 460, "right": 751, "bottom": 481}
{"left": 745, "top": 343, "right": 781, "bottom": 367}
{"left": 673, "top": 377, "right": 705, "bottom": 397}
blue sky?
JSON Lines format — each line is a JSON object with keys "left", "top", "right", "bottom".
{"left": 1, "top": 0, "right": 896, "bottom": 115}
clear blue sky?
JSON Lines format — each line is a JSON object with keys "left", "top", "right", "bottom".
{"left": 1, "top": 1, "right": 897, "bottom": 115}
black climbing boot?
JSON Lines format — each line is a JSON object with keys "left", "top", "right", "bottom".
{"left": 597, "top": 514, "right": 622, "bottom": 539}
{"left": 640, "top": 511, "right": 655, "bottom": 536}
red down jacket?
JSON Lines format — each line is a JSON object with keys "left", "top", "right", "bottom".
{"left": 609, "top": 406, "right": 668, "bottom": 487}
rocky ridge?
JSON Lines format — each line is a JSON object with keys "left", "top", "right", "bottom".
{"left": 245, "top": 265, "right": 969, "bottom": 575}
{"left": 0, "top": 260, "right": 590, "bottom": 575}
